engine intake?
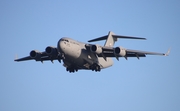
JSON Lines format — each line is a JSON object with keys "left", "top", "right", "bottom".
{"left": 45, "top": 46, "right": 58, "bottom": 56}
{"left": 90, "top": 45, "right": 102, "bottom": 54}
{"left": 114, "top": 47, "right": 126, "bottom": 57}
{"left": 30, "top": 50, "right": 41, "bottom": 60}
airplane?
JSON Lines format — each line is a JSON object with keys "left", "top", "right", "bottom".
{"left": 14, "top": 31, "right": 170, "bottom": 73}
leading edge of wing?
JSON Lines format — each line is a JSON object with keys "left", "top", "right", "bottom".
{"left": 14, "top": 56, "right": 59, "bottom": 62}
{"left": 126, "top": 48, "right": 171, "bottom": 56}
{"left": 14, "top": 56, "right": 32, "bottom": 62}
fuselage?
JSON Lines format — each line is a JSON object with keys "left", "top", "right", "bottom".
{"left": 57, "top": 37, "right": 113, "bottom": 70}
{"left": 14, "top": 31, "right": 168, "bottom": 73}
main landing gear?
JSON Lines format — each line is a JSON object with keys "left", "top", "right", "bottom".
{"left": 66, "top": 67, "right": 78, "bottom": 73}
{"left": 90, "top": 63, "right": 101, "bottom": 72}
{"left": 65, "top": 63, "right": 101, "bottom": 73}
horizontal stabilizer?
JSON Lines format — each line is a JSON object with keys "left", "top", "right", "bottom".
{"left": 88, "top": 32, "right": 146, "bottom": 42}
{"left": 88, "top": 35, "right": 108, "bottom": 42}
{"left": 113, "top": 35, "right": 146, "bottom": 40}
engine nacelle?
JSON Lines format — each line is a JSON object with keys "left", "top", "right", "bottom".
{"left": 45, "top": 46, "right": 58, "bottom": 56}
{"left": 114, "top": 47, "right": 126, "bottom": 57}
{"left": 30, "top": 50, "right": 41, "bottom": 60}
{"left": 90, "top": 45, "right": 102, "bottom": 54}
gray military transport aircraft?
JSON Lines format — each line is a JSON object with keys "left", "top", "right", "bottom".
{"left": 14, "top": 31, "right": 170, "bottom": 73}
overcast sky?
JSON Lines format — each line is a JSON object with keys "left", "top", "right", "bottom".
{"left": 0, "top": 0, "right": 180, "bottom": 111}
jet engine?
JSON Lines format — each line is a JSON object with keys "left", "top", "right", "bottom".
{"left": 90, "top": 45, "right": 102, "bottom": 54}
{"left": 45, "top": 46, "right": 58, "bottom": 56}
{"left": 114, "top": 47, "right": 126, "bottom": 57}
{"left": 30, "top": 50, "right": 41, "bottom": 60}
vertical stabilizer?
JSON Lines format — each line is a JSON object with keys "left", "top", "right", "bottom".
{"left": 100, "top": 31, "right": 114, "bottom": 66}
{"left": 104, "top": 31, "right": 117, "bottom": 47}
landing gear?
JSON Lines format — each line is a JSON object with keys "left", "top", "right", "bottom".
{"left": 66, "top": 67, "right": 78, "bottom": 73}
{"left": 57, "top": 53, "right": 65, "bottom": 63}
{"left": 90, "top": 63, "right": 101, "bottom": 72}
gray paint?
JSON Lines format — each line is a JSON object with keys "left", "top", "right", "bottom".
{"left": 14, "top": 31, "right": 170, "bottom": 73}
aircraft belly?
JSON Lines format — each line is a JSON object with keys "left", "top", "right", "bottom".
{"left": 63, "top": 55, "right": 85, "bottom": 68}
{"left": 63, "top": 48, "right": 97, "bottom": 70}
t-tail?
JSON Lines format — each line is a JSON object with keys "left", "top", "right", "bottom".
{"left": 88, "top": 31, "right": 146, "bottom": 47}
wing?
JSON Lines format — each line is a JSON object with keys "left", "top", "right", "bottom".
{"left": 126, "top": 49, "right": 167, "bottom": 56}
{"left": 101, "top": 48, "right": 170, "bottom": 60}
{"left": 14, "top": 47, "right": 62, "bottom": 63}
{"left": 99, "top": 47, "right": 147, "bottom": 59}
{"left": 85, "top": 44, "right": 170, "bottom": 60}
{"left": 14, "top": 55, "right": 59, "bottom": 62}
{"left": 15, "top": 56, "right": 33, "bottom": 61}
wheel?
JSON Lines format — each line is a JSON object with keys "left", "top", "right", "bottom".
{"left": 66, "top": 68, "right": 69, "bottom": 71}
{"left": 90, "top": 63, "right": 101, "bottom": 72}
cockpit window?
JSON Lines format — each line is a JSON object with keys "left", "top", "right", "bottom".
{"left": 61, "top": 39, "right": 69, "bottom": 42}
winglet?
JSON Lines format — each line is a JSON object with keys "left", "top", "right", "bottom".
{"left": 14, "top": 54, "right": 18, "bottom": 61}
{"left": 164, "top": 48, "right": 171, "bottom": 56}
